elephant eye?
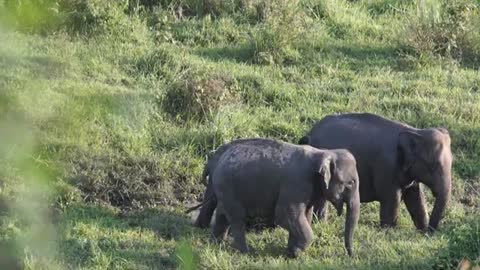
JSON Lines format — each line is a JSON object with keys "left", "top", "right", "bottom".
{"left": 347, "top": 180, "right": 354, "bottom": 188}
{"left": 427, "top": 161, "right": 440, "bottom": 173}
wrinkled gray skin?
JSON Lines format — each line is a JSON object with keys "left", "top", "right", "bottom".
{"left": 194, "top": 139, "right": 279, "bottom": 230}
{"left": 300, "top": 113, "right": 452, "bottom": 231}
{"left": 208, "top": 139, "right": 360, "bottom": 258}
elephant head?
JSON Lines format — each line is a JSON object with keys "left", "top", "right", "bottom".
{"left": 317, "top": 150, "right": 360, "bottom": 256}
{"left": 398, "top": 128, "right": 452, "bottom": 231}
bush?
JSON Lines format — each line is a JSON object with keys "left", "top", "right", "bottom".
{"left": 249, "top": 0, "right": 305, "bottom": 65}
{"left": 2, "top": 0, "right": 61, "bottom": 33}
{"left": 403, "top": 0, "right": 479, "bottom": 61}
{"left": 60, "top": 0, "right": 150, "bottom": 41}
{"left": 167, "top": 15, "right": 245, "bottom": 46}
{"left": 2, "top": 0, "right": 150, "bottom": 41}
{"left": 434, "top": 217, "right": 480, "bottom": 269}
{"left": 303, "top": 0, "right": 381, "bottom": 40}
{"left": 134, "top": 46, "right": 182, "bottom": 81}
{"left": 162, "top": 71, "right": 238, "bottom": 122}
{"left": 129, "top": 0, "right": 262, "bottom": 21}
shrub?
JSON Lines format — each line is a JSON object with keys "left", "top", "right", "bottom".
{"left": 303, "top": 0, "right": 381, "bottom": 40}
{"left": 128, "top": 0, "right": 261, "bottom": 21}
{"left": 249, "top": 0, "right": 305, "bottom": 65}
{"left": 162, "top": 71, "right": 238, "bottom": 122}
{"left": 60, "top": 0, "right": 149, "bottom": 40}
{"left": 162, "top": 15, "right": 244, "bottom": 46}
{"left": 2, "top": 0, "right": 150, "bottom": 41}
{"left": 362, "top": 0, "right": 415, "bottom": 16}
{"left": 434, "top": 216, "right": 480, "bottom": 269}
{"left": 133, "top": 46, "right": 182, "bottom": 81}
{"left": 2, "top": 0, "right": 61, "bottom": 33}
{"left": 403, "top": 0, "right": 479, "bottom": 61}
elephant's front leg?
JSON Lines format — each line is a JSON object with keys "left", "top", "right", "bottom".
{"left": 313, "top": 197, "right": 328, "bottom": 221}
{"left": 379, "top": 190, "right": 401, "bottom": 228}
{"left": 305, "top": 206, "right": 314, "bottom": 224}
{"left": 287, "top": 213, "right": 313, "bottom": 258}
{"left": 402, "top": 183, "right": 428, "bottom": 231}
{"left": 277, "top": 204, "right": 313, "bottom": 258}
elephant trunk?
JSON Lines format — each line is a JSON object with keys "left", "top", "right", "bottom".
{"left": 428, "top": 173, "right": 451, "bottom": 231}
{"left": 344, "top": 188, "right": 360, "bottom": 256}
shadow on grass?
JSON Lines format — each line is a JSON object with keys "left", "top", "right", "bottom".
{"left": 193, "top": 41, "right": 415, "bottom": 74}
{"left": 59, "top": 205, "right": 198, "bottom": 269}
{"left": 0, "top": 54, "right": 67, "bottom": 79}
{"left": 126, "top": 208, "right": 197, "bottom": 240}
{"left": 194, "top": 45, "right": 253, "bottom": 64}
{"left": 318, "top": 43, "right": 413, "bottom": 72}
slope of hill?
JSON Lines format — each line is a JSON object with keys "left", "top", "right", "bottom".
{"left": 0, "top": 0, "right": 479, "bottom": 269}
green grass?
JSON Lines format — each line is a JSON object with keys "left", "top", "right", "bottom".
{"left": 0, "top": 0, "right": 479, "bottom": 269}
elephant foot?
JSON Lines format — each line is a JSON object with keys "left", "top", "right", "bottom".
{"left": 232, "top": 242, "right": 251, "bottom": 254}
{"left": 314, "top": 211, "right": 328, "bottom": 222}
{"left": 210, "top": 232, "right": 228, "bottom": 244}
{"left": 427, "top": 225, "right": 437, "bottom": 233}
{"left": 194, "top": 218, "right": 210, "bottom": 229}
{"left": 414, "top": 224, "right": 428, "bottom": 233}
{"left": 286, "top": 247, "right": 303, "bottom": 258}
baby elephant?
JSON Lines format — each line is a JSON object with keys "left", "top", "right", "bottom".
{"left": 196, "top": 138, "right": 360, "bottom": 258}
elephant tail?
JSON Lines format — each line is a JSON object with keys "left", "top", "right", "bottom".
{"left": 298, "top": 135, "right": 310, "bottom": 145}
{"left": 201, "top": 161, "right": 209, "bottom": 186}
{"left": 185, "top": 194, "right": 215, "bottom": 214}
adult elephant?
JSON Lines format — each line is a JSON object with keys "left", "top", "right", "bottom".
{"left": 299, "top": 113, "right": 452, "bottom": 231}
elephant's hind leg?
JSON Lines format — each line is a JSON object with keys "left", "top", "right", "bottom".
{"left": 230, "top": 221, "right": 248, "bottom": 253}
{"left": 402, "top": 183, "right": 428, "bottom": 231}
{"left": 222, "top": 200, "right": 249, "bottom": 253}
{"left": 195, "top": 183, "right": 217, "bottom": 228}
{"left": 212, "top": 208, "right": 229, "bottom": 243}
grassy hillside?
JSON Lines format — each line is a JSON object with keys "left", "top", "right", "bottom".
{"left": 0, "top": 0, "right": 479, "bottom": 269}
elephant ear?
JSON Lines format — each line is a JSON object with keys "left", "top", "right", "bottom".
{"left": 318, "top": 153, "right": 334, "bottom": 189}
{"left": 436, "top": 127, "right": 449, "bottom": 135}
{"left": 398, "top": 131, "right": 423, "bottom": 173}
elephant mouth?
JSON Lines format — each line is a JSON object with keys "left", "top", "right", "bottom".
{"left": 333, "top": 200, "right": 344, "bottom": 216}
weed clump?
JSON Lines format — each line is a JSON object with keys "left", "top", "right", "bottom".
{"left": 67, "top": 151, "right": 203, "bottom": 209}
{"left": 2, "top": 0, "right": 61, "bottom": 33}
{"left": 249, "top": 0, "right": 305, "bottom": 65}
{"left": 134, "top": 46, "right": 181, "bottom": 81}
{"left": 3, "top": 0, "right": 149, "bottom": 42}
{"left": 403, "top": 0, "right": 480, "bottom": 63}
{"left": 162, "top": 71, "right": 238, "bottom": 122}
{"left": 434, "top": 216, "right": 480, "bottom": 269}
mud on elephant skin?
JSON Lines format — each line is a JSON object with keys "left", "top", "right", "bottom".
{"left": 300, "top": 113, "right": 452, "bottom": 232}
{"left": 188, "top": 138, "right": 360, "bottom": 257}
